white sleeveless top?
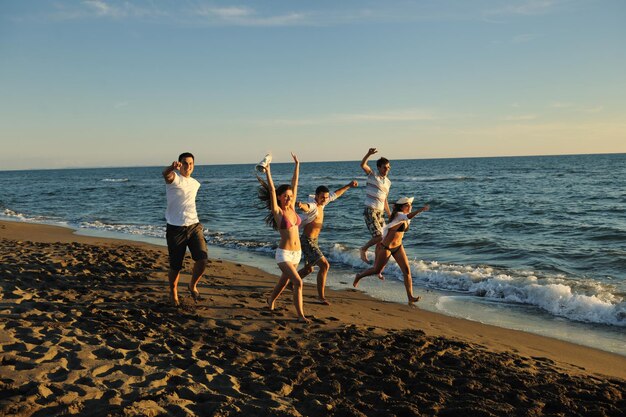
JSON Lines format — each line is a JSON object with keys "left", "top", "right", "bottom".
{"left": 165, "top": 172, "right": 200, "bottom": 226}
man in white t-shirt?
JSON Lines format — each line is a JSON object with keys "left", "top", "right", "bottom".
{"left": 296, "top": 180, "right": 358, "bottom": 305}
{"left": 162, "top": 152, "right": 208, "bottom": 307}
{"left": 359, "top": 148, "right": 391, "bottom": 263}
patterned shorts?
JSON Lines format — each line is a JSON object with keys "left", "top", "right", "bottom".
{"left": 301, "top": 236, "right": 324, "bottom": 267}
{"left": 363, "top": 207, "right": 386, "bottom": 238}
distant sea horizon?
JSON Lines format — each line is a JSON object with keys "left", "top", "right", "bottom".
{"left": 3, "top": 151, "right": 625, "bottom": 172}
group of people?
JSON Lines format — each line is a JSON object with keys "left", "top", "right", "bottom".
{"left": 162, "top": 149, "right": 429, "bottom": 322}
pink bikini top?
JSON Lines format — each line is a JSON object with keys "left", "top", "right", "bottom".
{"left": 279, "top": 213, "right": 301, "bottom": 230}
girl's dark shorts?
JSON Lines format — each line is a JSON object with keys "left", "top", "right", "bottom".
{"left": 166, "top": 223, "right": 208, "bottom": 271}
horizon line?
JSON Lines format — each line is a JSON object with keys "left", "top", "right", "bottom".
{"left": 2, "top": 151, "right": 625, "bottom": 173}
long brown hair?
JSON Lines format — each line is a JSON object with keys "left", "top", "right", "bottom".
{"left": 257, "top": 177, "right": 291, "bottom": 230}
{"left": 389, "top": 203, "right": 405, "bottom": 223}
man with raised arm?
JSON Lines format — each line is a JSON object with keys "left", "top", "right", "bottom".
{"left": 359, "top": 148, "right": 391, "bottom": 263}
{"left": 297, "top": 180, "right": 358, "bottom": 305}
{"left": 162, "top": 152, "right": 208, "bottom": 307}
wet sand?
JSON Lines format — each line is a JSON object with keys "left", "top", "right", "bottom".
{"left": 1, "top": 220, "right": 624, "bottom": 416}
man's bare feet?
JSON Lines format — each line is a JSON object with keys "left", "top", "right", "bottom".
{"left": 353, "top": 274, "right": 362, "bottom": 288}
{"left": 188, "top": 285, "right": 203, "bottom": 303}
{"left": 377, "top": 273, "right": 385, "bottom": 281}
{"left": 318, "top": 297, "right": 331, "bottom": 306}
{"left": 169, "top": 292, "right": 180, "bottom": 307}
{"left": 267, "top": 297, "right": 275, "bottom": 311}
{"left": 408, "top": 295, "right": 421, "bottom": 305}
{"left": 359, "top": 247, "right": 369, "bottom": 263}
{"left": 298, "top": 316, "right": 310, "bottom": 323}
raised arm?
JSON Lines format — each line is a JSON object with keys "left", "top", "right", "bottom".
{"left": 265, "top": 164, "right": 280, "bottom": 217}
{"left": 360, "top": 148, "right": 377, "bottom": 175}
{"left": 407, "top": 204, "right": 430, "bottom": 220}
{"left": 162, "top": 161, "right": 181, "bottom": 184}
{"left": 334, "top": 180, "right": 358, "bottom": 199}
{"left": 291, "top": 152, "right": 300, "bottom": 204}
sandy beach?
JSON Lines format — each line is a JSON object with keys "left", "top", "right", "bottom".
{"left": 1, "top": 220, "right": 624, "bottom": 416}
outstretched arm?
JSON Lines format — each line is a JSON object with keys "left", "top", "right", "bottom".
{"left": 296, "top": 201, "right": 311, "bottom": 212}
{"left": 408, "top": 204, "right": 430, "bottom": 219}
{"left": 360, "top": 148, "right": 377, "bottom": 175}
{"left": 162, "top": 161, "right": 181, "bottom": 184}
{"left": 291, "top": 152, "right": 300, "bottom": 204}
{"left": 334, "top": 180, "right": 358, "bottom": 199}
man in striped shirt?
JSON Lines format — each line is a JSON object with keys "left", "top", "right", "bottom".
{"left": 359, "top": 148, "right": 391, "bottom": 263}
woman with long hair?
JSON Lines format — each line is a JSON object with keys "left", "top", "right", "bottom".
{"left": 257, "top": 153, "right": 308, "bottom": 322}
{"left": 353, "top": 196, "right": 429, "bottom": 306}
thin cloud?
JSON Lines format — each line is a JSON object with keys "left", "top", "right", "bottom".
{"left": 261, "top": 109, "right": 436, "bottom": 126}
{"left": 50, "top": 0, "right": 165, "bottom": 20}
{"left": 550, "top": 102, "right": 604, "bottom": 113}
{"left": 581, "top": 106, "right": 603, "bottom": 114}
{"left": 193, "top": 6, "right": 307, "bottom": 26}
{"left": 504, "top": 114, "right": 538, "bottom": 121}
{"left": 486, "top": 0, "right": 559, "bottom": 17}
{"left": 35, "top": 1, "right": 542, "bottom": 26}
{"left": 551, "top": 101, "right": 575, "bottom": 108}
{"left": 512, "top": 33, "right": 539, "bottom": 43}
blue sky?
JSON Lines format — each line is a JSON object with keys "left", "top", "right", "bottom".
{"left": 1, "top": 0, "right": 625, "bottom": 169}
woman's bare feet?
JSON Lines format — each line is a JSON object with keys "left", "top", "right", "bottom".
{"left": 267, "top": 297, "right": 276, "bottom": 311}
{"left": 353, "top": 274, "right": 362, "bottom": 288}
{"left": 298, "top": 316, "right": 310, "bottom": 324}
{"left": 377, "top": 273, "right": 385, "bottom": 281}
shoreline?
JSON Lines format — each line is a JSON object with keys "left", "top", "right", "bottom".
{"left": 1, "top": 219, "right": 625, "bottom": 415}
{"left": 2, "top": 219, "right": 624, "bottom": 378}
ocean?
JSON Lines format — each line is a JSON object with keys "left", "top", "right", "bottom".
{"left": 1, "top": 154, "right": 625, "bottom": 354}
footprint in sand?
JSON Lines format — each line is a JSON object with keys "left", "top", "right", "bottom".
{"left": 92, "top": 347, "right": 125, "bottom": 360}
{"left": 92, "top": 364, "right": 115, "bottom": 378}
{"left": 48, "top": 366, "right": 70, "bottom": 382}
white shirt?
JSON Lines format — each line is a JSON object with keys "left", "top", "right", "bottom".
{"left": 364, "top": 173, "right": 391, "bottom": 211}
{"left": 299, "top": 192, "right": 337, "bottom": 227}
{"left": 165, "top": 172, "right": 201, "bottom": 226}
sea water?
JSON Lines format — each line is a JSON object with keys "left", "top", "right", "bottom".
{"left": 1, "top": 154, "right": 624, "bottom": 354}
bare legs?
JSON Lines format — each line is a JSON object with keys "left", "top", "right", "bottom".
{"left": 354, "top": 245, "right": 420, "bottom": 305}
{"left": 168, "top": 258, "right": 208, "bottom": 306}
{"left": 298, "top": 257, "right": 331, "bottom": 305}
{"left": 353, "top": 243, "right": 390, "bottom": 287}
{"left": 168, "top": 269, "right": 181, "bottom": 306}
{"left": 392, "top": 246, "right": 420, "bottom": 305}
{"left": 268, "top": 262, "right": 309, "bottom": 322}
{"left": 360, "top": 235, "right": 381, "bottom": 263}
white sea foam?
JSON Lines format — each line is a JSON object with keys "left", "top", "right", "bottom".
{"left": 2, "top": 209, "right": 624, "bottom": 327}
{"left": 326, "top": 243, "right": 626, "bottom": 327}
{"left": 79, "top": 221, "right": 164, "bottom": 238}
{"left": 101, "top": 178, "right": 129, "bottom": 182}
{"left": 1, "top": 208, "right": 64, "bottom": 224}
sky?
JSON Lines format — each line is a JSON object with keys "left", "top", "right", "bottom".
{"left": 1, "top": 0, "right": 625, "bottom": 170}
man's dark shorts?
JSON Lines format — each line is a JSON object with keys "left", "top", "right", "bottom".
{"left": 166, "top": 223, "right": 208, "bottom": 271}
{"left": 363, "top": 207, "right": 386, "bottom": 238}
{"left": 301, "top": 236, "right": 324, "bottom": 267}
